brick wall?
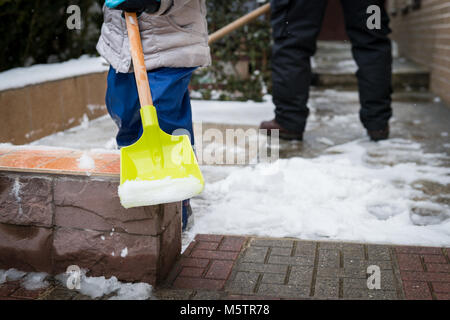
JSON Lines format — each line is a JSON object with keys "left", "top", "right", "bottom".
{"left": 390, "top": 0, "right": 450, "bottom": 104}
{"left": 0, "top": 72, "right": 108, "bottom": 145}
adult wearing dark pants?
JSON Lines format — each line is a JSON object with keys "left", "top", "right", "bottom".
{"left": 261, "top": 0, "right": 393, "bottom": 141}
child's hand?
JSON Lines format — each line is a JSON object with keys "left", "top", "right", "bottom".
{"left": 106, "top": 0, "right": 161, "bottom": 14}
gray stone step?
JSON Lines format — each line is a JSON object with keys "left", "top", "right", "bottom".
{"left": 312, "top": 41, "right": 429, "bottom": 90}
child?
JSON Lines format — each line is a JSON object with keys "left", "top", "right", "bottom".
{"left": 97, "top": 0, "right": 211, "bottom": 230}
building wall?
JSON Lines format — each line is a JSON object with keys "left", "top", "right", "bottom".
{"left": 0, "top": 72, "right": 108, "bottom": 145}
{"left": 390, "top": 0, "right": 450, "bottom": 104}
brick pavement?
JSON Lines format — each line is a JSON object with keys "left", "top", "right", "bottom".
{"left": 156, "top": 236, "right": 449, "bottom": 300}
{"left": 0, "top": 235, "right": 449, "bottom": 300}
{"left": 223, "top": 239, "right": 401, "bottom": 299}
{"left": 394, "top": 246, "right": 450, "bottom": 300}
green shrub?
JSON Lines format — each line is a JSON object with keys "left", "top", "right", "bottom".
{"left": 192, "top": 0, "right": 272, "bottom": 101}
{"left": 0, "top": 0, "right": 103, "bottom": 71}
{"left": 0, "top": 0, "right": 272, "bottom": 101}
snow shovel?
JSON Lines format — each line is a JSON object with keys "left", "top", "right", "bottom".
{"left": 118, "top": 12, "right": 204, "bottom": 209}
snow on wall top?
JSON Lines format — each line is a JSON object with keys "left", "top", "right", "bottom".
{"left": 0, "top": 55, "right": 109, "bottom": 91}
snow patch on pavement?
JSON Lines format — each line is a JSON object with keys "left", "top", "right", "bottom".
{"left": 0, "top": 269, "right": 27, "bottom": 284}
{"left": 0, "top": 269, "right": 49, "bottom": 290}
{"left": 191, "top": 96, "right": 274, "bottom": 126}
{"left": 56, "top": 271, "right": 152, "bottom": 300}
{"left": 22, "top": 273, "right": 49, "bottom": 290}
{"left": 188, "top": 138, "right": 450, "bottom": 247}
{"left": 0, "top": 268, "right": 153, "bottom": 300}
{"left": 31, "top": 115, "right": 118, "bottom": 151}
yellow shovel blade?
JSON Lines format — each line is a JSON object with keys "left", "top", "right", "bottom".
{"left": 119, "top": 105, "right": 204, "bottom": 209}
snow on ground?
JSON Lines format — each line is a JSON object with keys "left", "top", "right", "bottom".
{"left": 30, "top": 92, "right": 358, "bottom": 151}
{"left": 191, "top": 95, "right": 275, "bottom": 126}
{"left": 32, "top": 95, "right": 276, "bottom": 151}
{"left": 22, "top": 273, "right": 49, "bottom": 290}
{"left": 25, "top": 93, "right": 450, "bottom": 248}
{"left": 187, "top": 138, "right": 450, "bottom": 248}
{"left": 0, "top": 268, "right": 152, "bottom": 300}
{"left": 31, "top": 115, "right": 119, "bottom": 151}
{"left": 0, "top": 56, "right": 109, "bottom": 91}
{"left": 0, "top": 269, "right": 50, "bottom": 291}
{"left": 56, "top": 270, "right": 152, "bottom": 300}
{"left": 0, "top": 269, "right": 27, "bottom": 284}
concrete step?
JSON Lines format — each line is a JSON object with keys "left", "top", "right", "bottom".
{"left": 312, "top": 41, "right": 430, "bottom": 90}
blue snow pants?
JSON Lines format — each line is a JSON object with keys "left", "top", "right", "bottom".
{"left": 106, "top": 66, "right": 196, "bottom": 147}
{"left": 105, "top": 66, "right": 196, "bottom": 231}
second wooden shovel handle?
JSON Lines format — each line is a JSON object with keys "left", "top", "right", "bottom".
{"left": 125, "top": 12, "right": 153, "bottom": 108}
{"left": 208, "top": 3, "right": 271, "bottom": 45}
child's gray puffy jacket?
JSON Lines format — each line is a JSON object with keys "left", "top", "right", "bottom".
{"left": 96, "top": 0, "right": 211, "bottom": 73}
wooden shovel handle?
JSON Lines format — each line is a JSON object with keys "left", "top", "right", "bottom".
{"left": 208, "top": 3, "right": 271, "bottom": 45}
{"left": 125, "top": 3, "right": 271, "bottom": 104}
{"left": 125, "top": 12, "right": 153, "bottom": 108}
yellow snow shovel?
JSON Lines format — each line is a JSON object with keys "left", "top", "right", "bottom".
{"left": 118, "top": 12, "right": 204, "bottom": 209}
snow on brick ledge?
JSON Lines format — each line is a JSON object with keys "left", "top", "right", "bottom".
{"left": 0, "top": 146, "right": 181, "bottom": 285}
{"left": 0, "top": 56, "right": 109, "bottom": 91}
{"left": 0, "top": 57, "right": 109, "bottom": 145}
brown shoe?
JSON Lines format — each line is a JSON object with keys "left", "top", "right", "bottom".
{"left": 368, "top": 125, "right": 390, "bottom": 142}
{"left": 259, "top": 119, "right": 303, "bottom": 141}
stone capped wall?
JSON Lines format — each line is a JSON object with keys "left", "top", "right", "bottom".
{"left": 0, "top": 147, "right": 182, "bottom": 285}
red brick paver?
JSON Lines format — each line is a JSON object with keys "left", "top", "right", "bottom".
{"left": 195, "top": 234, "right": 224, "bottom": 243}
{"left": 403, "top": 281, "right": 433, "bottom": 300}
{"left": 396, "top": 254, "right": 422, "bottom": 271}
{"left": 191, "top": 249, "right": 239, "bottom": 261}
{"left": 423, "top": 255, "right": 447, "bottom": 264}
{"left": 168, "top": 235, "right": 247, "bottom": 291}
{"left": 427, "top": 264, "right": 450, "bottom": 273}
{"left": 10, "top": 287, "right": 48, "bottom": 299}
{"left": 179, "top": 257, "right": 210, "bottom": 268}
{"left": 395, "top": 246, "right": 443, "bottom": 255}
{"left": 435, "top": 293, "right": 450, "bottom": 300}
{"left": 395, "top": 246, "right": 450, "bottom": 300}
{"left": 196, "top": 242, "right": 219, "bottom": 250}
{"left": 179, "top": 267, "right": 204, "bottom": 278}
{"left": 205, "top": 260, "right": 235, "bottom": 280}
{"left": 0, "top": 282, "right": 20, "bottom": 298}
{"left": 173, "top": 278, "right": 225, "bottom": 291}
{"left": 400, "top": 271, "right": 450, "bottom": 282}
{"left": 219, "top": 237, "right": 246, "bottom": 252}
{"left": 0, "top": 281, "right": 49, "bottom": 300}
{"left": 431, "top": 282, "right": 450, "bottom": 293}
